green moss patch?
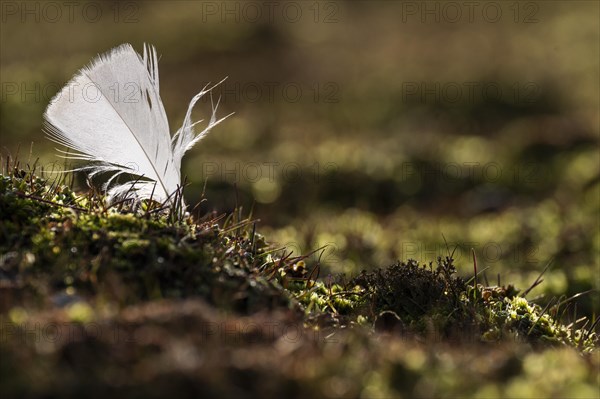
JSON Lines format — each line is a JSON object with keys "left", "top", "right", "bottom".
{"left": 0, "top": 164, "right": 597, "bottom": 398}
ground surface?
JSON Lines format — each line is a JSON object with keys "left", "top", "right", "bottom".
{"left": 1, "top": 167, "right": 597, "bottom": 398}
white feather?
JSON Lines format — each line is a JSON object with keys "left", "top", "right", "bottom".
{"left": 44, "top": 43, "right": 229, "bottom": 204}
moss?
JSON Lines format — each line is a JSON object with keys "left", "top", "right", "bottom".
{"left": 2, "top": 168, "right": 597, "bottom": 347}
{"left": 0, "top": 165, "right": 597, "bottom": 398}
{"left": 0, "top": 167, "right": 294, "bottom": 314}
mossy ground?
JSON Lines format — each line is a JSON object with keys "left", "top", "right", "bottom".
{"left": 0, "top": 163, "right": 598, "bottom": 398}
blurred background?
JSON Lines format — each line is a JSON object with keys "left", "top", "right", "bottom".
{"left": 1, "top": 1, "right": 598, "bottom": 315}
